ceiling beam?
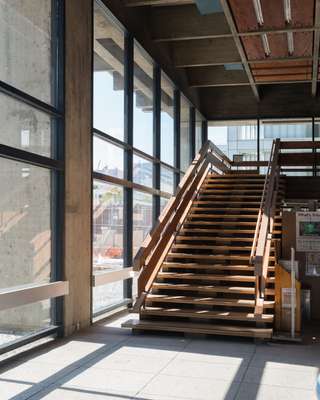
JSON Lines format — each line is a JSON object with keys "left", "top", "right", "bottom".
{"left": 172, "top": 38, "right": 241, "bottom": 67}
{"left": 312, "top": 0, "right": 320, "bottom": 96}
{"left": 219, "top": 0, "right": 259, "bottom": 100}
{"left": 125, "top": 0, "right": 193, "bottom": 6}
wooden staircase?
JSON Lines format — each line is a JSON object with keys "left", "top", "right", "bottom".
{"left": 125, "top": 172, "right": 285, "bottom": 339}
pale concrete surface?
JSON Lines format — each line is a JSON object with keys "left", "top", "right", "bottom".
{"left": 0, "top": 313, "right": 319, "bottom": 400}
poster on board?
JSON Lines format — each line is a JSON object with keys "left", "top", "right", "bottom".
{"left": 296, "top": 212, "right": 320, "bottom": 252}
{"left": 306, "top": 253, "right": 320, "bottom": 277}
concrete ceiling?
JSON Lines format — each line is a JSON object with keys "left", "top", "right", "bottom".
{"left": 103, "top": 0, "right": 320, "bottom": 119}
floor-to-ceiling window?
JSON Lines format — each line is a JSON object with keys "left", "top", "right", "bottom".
{"left": 0, "top": 0, "right": 64, "bottom": 349}
{"left": 92, "top": 1, "right": 203, "bottom": 316}
{"left": 195, "top": 111, "right": 204, "bottom": 153}
{"left": 180, "top": 95, "right": 191, "bottom": 172}
{"left": 208, "top": 120, "right": 258, "bottom": 162}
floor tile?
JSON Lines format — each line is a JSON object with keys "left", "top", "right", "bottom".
{"left": 140, "top": 373, "right": 240, "bottom": 400}
{"left": 161, "top": 358, "right": 247, "bottom": 382}
{"left": 243, "top": 365, "right": 318, "bottom": 390}
{"left": 236, "top": 382, "right": 317, "bottom": 400}
{"left": 60, "top": 366, "right": 154, "bottom": 396}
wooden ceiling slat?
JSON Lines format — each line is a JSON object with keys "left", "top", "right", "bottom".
{"left": 252, "top": 67, "right": 312, "bottom": 76}
{"left": 250, "top": 59, "right": 313, "bottom": 69}
{"left": 255, "top": 74, "right": 312, "bottom": 82}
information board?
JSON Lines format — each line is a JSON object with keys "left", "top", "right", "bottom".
{"left": 296, "top": 212, "right": 320, "bottom": 252}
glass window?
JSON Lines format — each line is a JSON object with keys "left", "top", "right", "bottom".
{"left": 208, "top": 120, "right": 258, "bottom": 162}
{"left": 0, "top": 158, "right": 52, "bottom": 289}
{"left": 92, "top": 282, "right": 124, "bottom": 315}
{"left": 0, "top": 93, "right": 54, "bottom": 158}
{"left": 160, "top": 197, "right": 169, "bottom": 213}
{"left": 93, "top": 3, "right": 125, "bottom": 141}
{"left": 260, "top": 119, "right": 313, "bottom": 161}
{"left": 92, "top": 181, "right": 124, "bottom": 275}
{"left": 161, "top": 166, "right": 174, "bottom": 194}
{"left": 180, "top": 96, "right": 190, "bottom": 171}
{"left": 0, "top": 1, "right": 54, "bottom": 105}
{"left": 161, "top": 74, "right": 174, "bottom": 166}
{"left": 93, "top": 136, "right": 124, "bottom": 178}
{"left": 133, "top": 190, "right": 152, "bottom": 257}
{"left": 133, "top": 43, "right": 153, "bottom": 155}
{"left": 0, "top": 300, "right": 52, "bottom": 347}
{"left": 195, "top": 111, "right": 203, "bottom": 153}
{"left": 133, "top": 154, "right": 153, "bottom": 188}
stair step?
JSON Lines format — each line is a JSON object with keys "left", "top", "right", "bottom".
{"left": 162, "top": 262, "right": 257, "bottom": 271}
{"left": 167, "top": 253, "right": 253, "bottom": 261}
{"left": 191, "top": 207, "right": 260, "bottom": 212}
{"left": 123, "top": 319, "right": 273, "bottom": 339}
{"left": 188, "top": 214, "right": 281, "bottom": 220}
{"left": 181, "top": 228, "right": 282, "bottom": 235}
{"left": 184, "top": 221, "right": 282, "bottom": 227}
{"left": 201, "top": 189, "right": 264, "bottom": 194}
{"left": 176, "top": 236, "right": 255, "bottom": 243}
{"left": 198, "top": 194, "right": 263, "bottom": 199}
{"left": 157, "top": 272, "right": 276, "bottom": 284}
{"left": 145, "top": 294, "right": 275, "bottom": 308}
{"left": 152, "top": 282, "right": 275, "bottom": 295}
{"left": 203, "top": 183, "right": 265, "bottom": 188}
{"left": 194, "top": 201, "right": 261, "bottom": 206}
{"left": 141, "top": 307, "right": 274, "bottom": 322}
{"left": 172, "top": 244, "right": 253, "bottom": 251}
{"left": 158, "top": 272, "right": 256, "bottom": 282}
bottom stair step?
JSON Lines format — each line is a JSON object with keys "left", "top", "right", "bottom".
{"left": 141, "top": 307, "right": 274, "bottom": 322}
{"left": 122, "top": 319, "right": 273, "bottom": 339}
{"left": 145, "top": 294, "right": 275, "bottom": 309}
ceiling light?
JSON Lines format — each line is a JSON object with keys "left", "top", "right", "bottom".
{"left": 252, "top": 0, "right": 264, "bottom": 26}
{"left": 287, "top": 31, "right": 294, "bottom": 55}
{"left": 283, "top": 0, "right": 292, "bottom": 24}
{"left": 261, "top": 34, "right": 271, "bottom": 57}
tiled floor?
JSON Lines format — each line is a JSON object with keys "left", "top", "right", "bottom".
{"left": 1, "top": 313, "right": 319, "bottom": 400}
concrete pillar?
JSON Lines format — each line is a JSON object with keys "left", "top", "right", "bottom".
{"left": 64, "top": 0, "right": 93, "bottom": 336}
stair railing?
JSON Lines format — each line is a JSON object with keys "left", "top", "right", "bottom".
{"left": 250, "top": 138, "right": 280, "bottom": 316}
{"left": 132, "top": 140, "right": 231, "bottom": 310}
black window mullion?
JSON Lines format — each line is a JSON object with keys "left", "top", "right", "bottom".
{"left": 174, "top": 90, "right": 181, "bottom": 188}
{"left": 202, "top": 120, "right": 208, "bottom": 147}
{"left": 123, "top": 32, "right": 134, "bottom": 300}
{"left": 153, "top": 66, "right": 161, "bottom": 222}
{"left": 190, "top": 107, "right": 196, "bottom": 161}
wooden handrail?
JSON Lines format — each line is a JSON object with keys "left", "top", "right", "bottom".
{"left": 132, "top": 140, "right": 231, "bottom": 310}
{"left": 251, "top": 139, "right": 280, "bottom": 316}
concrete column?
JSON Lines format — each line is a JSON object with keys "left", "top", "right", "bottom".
{"left": 64, "top": 0, "right": 93, "bottom": 335}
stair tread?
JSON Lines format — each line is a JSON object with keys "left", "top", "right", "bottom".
{"left": 162, "top": 263, "right": 258, "bottom": 271}
{"left": 152, "top": 282, "right": 276, "bottom": 294}
{"left": 167, "top": 253, "right": 276, "bottom": 261}
{"left": 141, "top": 307, "right": 274, "bottom": 322}
{"left": 158, "top": 272, "right": 275, "bottom": 283}
{"left": 181, "top": 228, "right": 282, "bottom": 234}
{"left": 176, "top": 236, "right": 255, "bottom": 242}
{"left": 184, "top": 221, "right": 282, "bottom": 226}
{"left": 146, "top": 294, "right": 275, "bottom": 308}
{"left": 158, "top": 272, "right": 256, "bottom": 282}
{"left": 173, "top": 244, "right": 253, "bottom": 251}
{"left": 123, "top": 319, "right": 273, "bottom": 338}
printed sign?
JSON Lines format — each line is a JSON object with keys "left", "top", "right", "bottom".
{"left": 296, "top": 212, "right": 320, "bottom": 252}
{"left": 306, "top": 253, "right": 320, "bottom": 277}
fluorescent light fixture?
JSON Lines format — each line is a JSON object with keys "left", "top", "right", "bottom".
{"left": 261, "top": 33, "right": 271, "bottom": 57}
{"left": 195, "top": 0, "right": 223, "bottom": 15}
{"left": 224, "top": 63, "right": 244, "bottom": 71}
{"left": 252, "top": 0, "right": 264, "bottom": 26}
{"left": 283, "top": 0, "right": 292, "bottom": 24}
{"left": 287, "top": 31, "right": 294, "bottom": 55}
